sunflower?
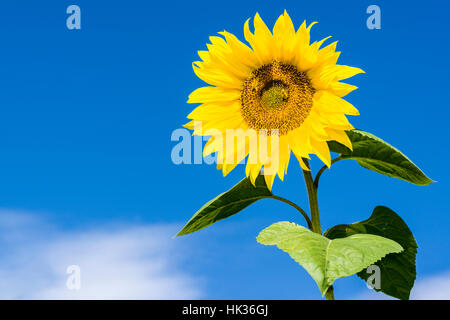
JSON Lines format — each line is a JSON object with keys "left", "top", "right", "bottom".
{"left": 184, "top": 11, "right": 364, "bottom": 190}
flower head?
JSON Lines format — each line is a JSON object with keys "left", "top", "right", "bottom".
{"left": 185, "top": 11, "right": 364, "bottom": 190}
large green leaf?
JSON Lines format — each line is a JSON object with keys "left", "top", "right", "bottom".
{"left": 327, "top": 129, "right": 434, "bottom": 185}
{"left": 324, "top": 206, "right": 417, "bottom": 300}
{"left": 176, "top": 175, "right": 272, "bottom": 236}
{"left": 257, "top": 221, "right": 403, "bottom": 295}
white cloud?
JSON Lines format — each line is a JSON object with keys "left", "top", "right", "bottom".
{"left": 355, "top": 271, "right": 450, "bottom": 300}
{"left": 410, "top": 271, "right": 450, "bottom": 300}
{"left": 0, "top": 210, "right": 203, "bottom": 299}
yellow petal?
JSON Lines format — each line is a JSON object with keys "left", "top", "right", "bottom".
{"left": 245, "top": 13, "right": 273, "bottom": 63}
{"left": 247, "top": 162, "right": 263, "bottom": 185}
{"left": 275, "top": 137, "right": 291, "bottom": 181}
{"left": 263, "top": 172, "right": 276, "bottom": 191}
{"left": 325, "top": 128, "right": 353, "bottom": 151}
{"left": 193, "top": 64, "right": 240, "bottom": 89}
{"left": 328, "top": 82, "right": 358, "bottom": 97}
{"left": 311, "top": 140, "right": 331, "bottom": 167}
{"left": 183, "top": 120, "right": 195, "bottom": 130}
{"left": 313, "top": 91, "right": 360, "bottom": 115}
{"left": 272, "top": 11, "right": 296, "bottom": 61}
{"left": 203, "top": 137, "right": 218, "bottom": 156}
{"left": 218, "top": 31, "right": 258, "bottom": 68}
{"left": 188, "top": 86, "right": 240, "bottom": 104}
{"left": 331, "top": 65, "right": 365, "bottom": 81}
{"left": 296, "top": 154, "right": 310, "bottom": 171}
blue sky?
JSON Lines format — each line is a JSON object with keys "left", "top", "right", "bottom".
{"left": 0, "top": 0, "right": 449, "bottom": 299}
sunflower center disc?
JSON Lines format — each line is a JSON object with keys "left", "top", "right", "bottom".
{"left": 260, "top": 81, "right": 289, "bottom": 110}
{"left": 240, "top": 61, "right": 315, "bottom": 135}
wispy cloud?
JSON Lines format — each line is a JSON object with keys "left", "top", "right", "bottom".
{"left": 355, "top": 271, "right": 450, "bottom": 300}
{"left": 0, "top": 209, "right": 203, "bottom": 299}
{"left": 410, "top": 271, "right": 450, "bottom": 300}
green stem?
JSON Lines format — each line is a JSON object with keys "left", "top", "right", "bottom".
{"left": 302, "top": 158, "right": 335, "bottom": 300}
{"left": 313, "top": 156, "right": 343, "bottom": 189}
{"left": 325, "top": 286, "right": 335, "bottom": 300}
{"left": 269, "top": 195, "right": 312, "bottom": 230}
{"left": 302, "top": 160, "right": 321, "bottom": 234}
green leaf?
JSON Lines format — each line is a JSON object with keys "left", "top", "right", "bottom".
{"left": 324, "top": 206, "right": 418, "bottom": 300}
{"left": 257, "top": 221, "right": 403, "bottom": 295}
{"left": 176, "top": 175, "right": 272, "bottom": 236}
{"left": 327, "top": 129, "right": 434, "bottom": 185}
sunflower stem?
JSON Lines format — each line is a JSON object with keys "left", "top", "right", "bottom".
{"left": 302, "top": 160, "right": 321, "bottom": 234}
{"left": 325, "top": 285, "right": 335, "bottom": 300}
{"left": 270, "top": 195, "right": 312, "bottom": 230}
{"left": 313, "top": 156, "right": 343, "bottom": 189}
{"left": 302, "top": 158, "right": 335, "bottom": 300}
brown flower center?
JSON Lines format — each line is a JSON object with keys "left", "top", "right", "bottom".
{"left": 240, "top": 61, "right": 315, "bottom": 135}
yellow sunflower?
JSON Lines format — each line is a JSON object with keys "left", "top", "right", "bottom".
{"left": 185, "top": 11, "right": 364, "bottom": 190}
